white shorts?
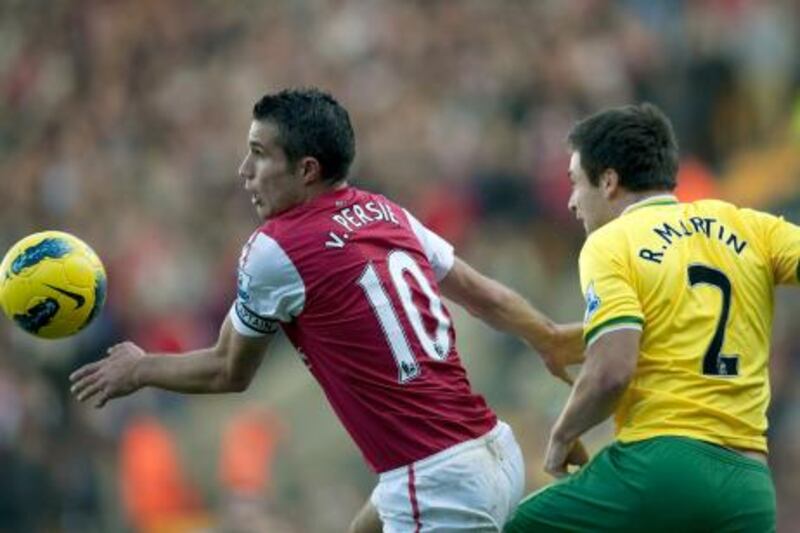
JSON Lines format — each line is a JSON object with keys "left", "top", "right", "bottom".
{"left": 370, "top": 421, "right": 525, "bottom": 532}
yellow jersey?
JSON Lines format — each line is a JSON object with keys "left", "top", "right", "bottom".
{"left": 579, "top": 194, "right": 800, "bottom": 452}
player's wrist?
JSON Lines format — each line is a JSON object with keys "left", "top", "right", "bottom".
{"left": 130, "top": 353, "right": 150, "bottom": 390}
{"left": 525, "top": 321, "right": 559, "bottom": 354}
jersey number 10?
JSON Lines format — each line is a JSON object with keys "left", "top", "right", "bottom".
{"left": 358, "top": 250, "right": 452, "bottom": 383}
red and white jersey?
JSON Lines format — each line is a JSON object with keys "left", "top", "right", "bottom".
{"left": 229, "top": 186, "right": 496, "bottom": 473}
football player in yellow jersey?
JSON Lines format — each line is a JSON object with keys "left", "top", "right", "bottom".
{"left": 506, "top": 103, "right": 799, "bottom": 532}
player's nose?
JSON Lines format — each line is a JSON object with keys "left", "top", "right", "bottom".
{"left": 567, "top": 193, "right": 577, "bottom": 214}
{"left": 239, "top": 159, "right": 253, "bottom": 187}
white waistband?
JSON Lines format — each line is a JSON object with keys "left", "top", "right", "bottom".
{"left": 378, "top": 421, "right": 509, "bottom": 482}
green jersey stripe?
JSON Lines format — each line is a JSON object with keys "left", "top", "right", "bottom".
{"left": 585, "top": 315, "right": 644, "bottom": 344}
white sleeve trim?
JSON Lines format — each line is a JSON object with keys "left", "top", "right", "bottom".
{"left": 403, "top": 209, "right": 455, "bottom": 281}
{"left": 585, "top": 323, "right": 643, "bottom": 349}
{"left": 229, "top": 232, "right": 305, "bottom": 337}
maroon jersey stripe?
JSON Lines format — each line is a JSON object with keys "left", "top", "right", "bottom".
{"left": 408, "top": 464, "right": 422, "bottom": 532}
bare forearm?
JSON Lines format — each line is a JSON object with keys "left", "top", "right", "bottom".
{"left": 552, "top": 372, "right": 626, "bottom": 443}
{"left": 70, "top": 317, "right": 268, "bottom": 408}
{"left": 134, "top": 349, "right": 240, "bottom": 394}
{"left": 464, "top": 280, "right": 556, "bottom": 344}
{"left": 440, "top": 258, "right": 584, "bottom": 370}
{"left": 553, "top": 329, "right": 640, "bottom": 441}
{"left": 468, "top": 285, "right": 585, "bottom": 361}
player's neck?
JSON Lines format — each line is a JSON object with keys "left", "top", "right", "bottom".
{"left": 302, "top": 180, "right": 349, "bottom": 203}
{"left": 614, "top": 190, "right": 676, "bottom": 217}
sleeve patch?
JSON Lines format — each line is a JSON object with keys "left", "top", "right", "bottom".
{"left": 237, "top": 270, "right": 252, "bottom": 302}
{"left": 234, "top": 233, "right": 306, "bottom": 323}
{"left": 584, "top": 282, "right": 601, "bottom": 324}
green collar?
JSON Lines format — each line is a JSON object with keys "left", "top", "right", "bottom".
{"left": 621, "top": 194, "right": 679, "bottom": 215}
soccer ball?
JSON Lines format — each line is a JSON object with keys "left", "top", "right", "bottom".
{"left": 0, "top": 231, "right": 107, "bottom": 339}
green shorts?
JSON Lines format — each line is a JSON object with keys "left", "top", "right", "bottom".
{"left": 504, "top": 436, "right": 775, "bottom": 533}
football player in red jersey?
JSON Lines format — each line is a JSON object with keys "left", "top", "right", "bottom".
{"left": 70, "top": 88, "right": 585, "bottom": 531}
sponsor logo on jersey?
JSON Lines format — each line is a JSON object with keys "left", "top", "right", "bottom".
{"left": 584, "top": 282, "right": 601, "bottom": 324}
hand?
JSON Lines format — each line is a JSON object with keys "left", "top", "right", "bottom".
{"left": 535, "top": 323, "right": 585, "bottom": 385}
{"left": 70, "top": 341, "right": 146, "bottom": 408}
{"left": 544, "top": 434, "right": 589, "bottom": 478}
{"left": 538, "top": 350, "right": 576, "bottom": 385}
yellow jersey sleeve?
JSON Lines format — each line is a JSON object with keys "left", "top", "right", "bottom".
{"left": 742, "top": 208, "right": 800, "bottom": 286}
{"left": 579, "top": 230, "right": 644, "bottom": 346}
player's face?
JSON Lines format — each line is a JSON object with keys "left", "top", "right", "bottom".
{"left": 239, "top": 120, "right": 305, "bottom": 220}
{"left": 567, "top": 151, "right": 613, "bottom": 234}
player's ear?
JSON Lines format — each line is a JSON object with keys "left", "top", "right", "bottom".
{"left": 599, "top": 169, "right": 620, "bottom": 199}
{"left": 297, "top": 157, "right": 322, "bottom": 185}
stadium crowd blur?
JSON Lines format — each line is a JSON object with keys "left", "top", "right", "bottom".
{"left": 1, "top": 1, "right": 800, "bottom": 531}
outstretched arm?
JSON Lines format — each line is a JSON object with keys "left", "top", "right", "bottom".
{"left": 439, "top": 257, "right": 584, "bottom": 383}
{"left": 70, "top": 315, "right": 273, "bottom": 408}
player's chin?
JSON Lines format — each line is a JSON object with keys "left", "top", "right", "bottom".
{"left": 254, "top": 204, "right": 270, "bottom": 220}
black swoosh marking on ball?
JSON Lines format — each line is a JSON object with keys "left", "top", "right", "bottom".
{"left": 44, "top": 284, "right": 85, "bottom": 308}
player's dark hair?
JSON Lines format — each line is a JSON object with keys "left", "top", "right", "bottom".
{"left": 568, "top": 103, "right": 678, "bottom": 192}
{"left": 252, "top": 88, "right": 355, "bottom": 184}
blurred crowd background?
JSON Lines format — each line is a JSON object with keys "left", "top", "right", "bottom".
{"left": 1, "top": 0, "right": 800, "bottom": 531}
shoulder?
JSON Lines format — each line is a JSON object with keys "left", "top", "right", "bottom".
{"left": 693, "top": 199, "right": 782, "bottom": 237}
{"left": 689, "top": 198, "right": 768, "bottom": 228}
{"left": 692, "top": 198, "right": 736, "bottom": 209}
{"left": 691, "top": 198, "right": 741, "bottom": 216}
{"left": 240, "top": 230, "right": 302, "bottom": 284}
{"left": 581, "top": 219, "right": 629, "bottom": 260}
{"left": 235, "top": 230, "right": 306, "bottom": 324}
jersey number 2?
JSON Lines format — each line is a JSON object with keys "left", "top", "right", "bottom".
{"left": 688, "top": 264, "right": 739, "bottom": 376}
{"left": 357, "top": 250, "right": 451, "bottom": 383}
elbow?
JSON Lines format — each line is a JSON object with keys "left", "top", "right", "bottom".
{"left": 463, "top": 301, "right": 489, "bottom": 319}
{"left": 595, "top": 366, "right": 634, "bottom": 396}
{"left": 460, "top": 299, "right": 488, "bottom": 319}
{"left": 214, "top": 370, "right": 252, "bottom": 393}
{"left": 229, "top": 382, "right": 249, "bottom": 393}
{"left": 226, "top": 374, "right": 252, "bottom": 393}
{"left": 598, "top": 375, "right": 630, "bottom": 397}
